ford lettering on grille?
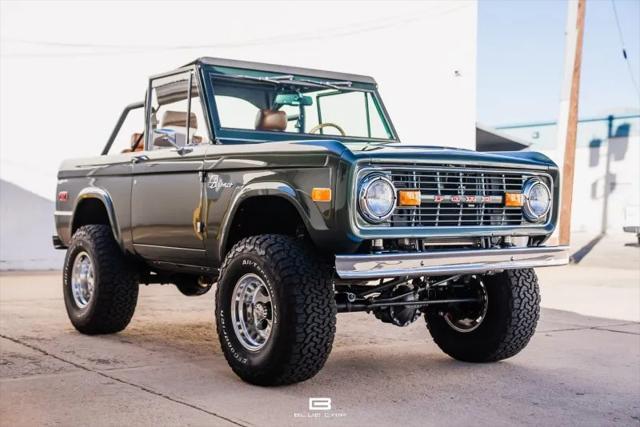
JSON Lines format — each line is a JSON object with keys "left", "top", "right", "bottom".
{"left": 370, "top": 166, "right": 551, "bottom": 227}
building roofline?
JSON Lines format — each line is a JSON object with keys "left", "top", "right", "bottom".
{"left": 185, "top": 57, "right": 377, "bottom": 84}
{"left": 476, "top": 123, "right": 531, "bottom": 152}
{"left": 495, "top": 113, "right": 640, "bottom": 130}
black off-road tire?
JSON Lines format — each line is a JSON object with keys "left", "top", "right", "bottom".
{"left": 425, "top": 269, "right": 540, "bottom": 362}
{"left": 63, "top": 225, "right": 139, "bottom": 334}
{"left": 215, "top": 234, "right": 336, "bottom": 386}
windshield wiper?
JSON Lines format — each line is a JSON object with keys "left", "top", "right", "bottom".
{"left": 236, "top": 74, "right": 295, "bottom": 81}
{"left": 295, "top": 78, "right": 352, "bottom": 90}
{"left": 232, "top": 74, "right": 352, "bottom": 90}
{"left": 361, "top": 142, "right": 390, "bottom": 150}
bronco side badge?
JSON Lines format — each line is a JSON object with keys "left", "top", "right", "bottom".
{"left": 207, "top": 174, "right": 234, "bottom": 191}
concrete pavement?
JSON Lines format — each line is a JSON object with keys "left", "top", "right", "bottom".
{"left": 537, "top": 232, "right": 640, "bottom": 322}
{"left": 1, "top": 267, "right": 639, "bottom": 426}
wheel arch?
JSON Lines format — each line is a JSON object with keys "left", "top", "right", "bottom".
{"left": 70, "top": 187, "right": 122, "bottom": 246}
{"left": 218, "top": 182, "right": 316, "bottom": 261}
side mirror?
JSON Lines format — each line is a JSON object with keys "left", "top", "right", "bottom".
{"left": 153, "top": 128, "right": 178, "bottom": 147}
{"left": 152, "top": 128, "right": 192, "bottom": 154}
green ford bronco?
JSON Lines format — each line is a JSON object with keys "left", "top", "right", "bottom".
{"left": 54, "top": 58, "right": 569, "bottom": 386}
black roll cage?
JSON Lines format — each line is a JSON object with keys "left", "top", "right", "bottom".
{"left": 101, "top": 101, "right": 144, "bottom": 155}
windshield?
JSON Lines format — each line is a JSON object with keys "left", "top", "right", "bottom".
{"left": 207, "top": 67, "right": 395, "bottom": 141}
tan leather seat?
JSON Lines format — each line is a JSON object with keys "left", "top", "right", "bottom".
{"left": 121, "top": 132, "right": 145, "bottom": 153}
{"left": 255, "top": 109, "right": 286, "bottom": 131}
{"left": 124, "top": 111, "right": 203, "bottom": 153}
{"left": 131, "top": 133, "right": 145, "bottom": 151}
{"left": 162, "top": 111, "right": 198, "bottom": 129}
{"left": 155, "top": 111, "right": 202, "bottom": 146}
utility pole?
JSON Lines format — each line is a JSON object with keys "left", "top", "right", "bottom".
{"left": 557, "top": 0, "right": 586, "bottom": 246}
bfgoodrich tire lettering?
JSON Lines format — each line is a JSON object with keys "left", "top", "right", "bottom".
{"left": 425, "top": 269, "right": 540, "bottom": 362}
{"left": 215, "top": 234, "right": 336, "bottom": 386}
{"left": 63, "top": 225, "right": 139, "bottom": 334}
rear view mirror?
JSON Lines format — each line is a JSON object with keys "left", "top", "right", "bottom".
{"left": 275, "top": 93, "right": 313, "bottom": 107}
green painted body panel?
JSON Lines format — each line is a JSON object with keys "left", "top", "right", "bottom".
{"left": 54, "top": 58, "right": 559, "bottom": 274}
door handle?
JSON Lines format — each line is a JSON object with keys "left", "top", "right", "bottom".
{"left": 132, "top": 154, "right": 149, "bottom": 164}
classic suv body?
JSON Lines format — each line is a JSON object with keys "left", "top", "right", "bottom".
{"left": 55, "top": 139, "right": 350, "bottom": 270}
{"left": 54, "top": 139, "right": 559, "bottom": 273}
{"left": 54, "top": 58, "right": 563, "bottom": 274}
{"left": 54, "top": 57, "right": 569, "bottom": 386}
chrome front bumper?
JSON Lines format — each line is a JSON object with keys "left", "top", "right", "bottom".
{"left": 335, "top": 246, "right": 570, "bottom": 279}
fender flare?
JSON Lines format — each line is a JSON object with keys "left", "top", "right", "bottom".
{"left": 217, "top": 181, "right": 321, "bottom": 259}
{"left": 70, "top": 187, "right": 122, "bottom": 244}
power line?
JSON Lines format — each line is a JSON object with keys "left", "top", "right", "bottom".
{"left": 1, "top": 3, "right": 470, "bottom": 58}
{"left": 611, "top": 0, "right": 640, "bottom": 99}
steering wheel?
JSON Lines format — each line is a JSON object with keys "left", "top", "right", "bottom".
{"left": 309, "top": 122, "right": 346, "bottom": 136}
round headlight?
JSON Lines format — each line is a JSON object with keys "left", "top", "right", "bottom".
{"left": 358, "top": 174, "right": 397, "bottom": 223}
{"left": 523, "top": 178, "right": 551, "bottom": 222}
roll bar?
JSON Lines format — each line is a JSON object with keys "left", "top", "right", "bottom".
{"left": 101, "top": 101, "right": 145, "bottom": 155}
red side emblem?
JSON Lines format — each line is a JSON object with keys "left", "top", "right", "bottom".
{"left": 58, "top": 191, "right": 69, "bottom": 202}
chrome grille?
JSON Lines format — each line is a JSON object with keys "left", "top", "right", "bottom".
{"left": 380, "top": 166, "right": 548, "bottom": 228}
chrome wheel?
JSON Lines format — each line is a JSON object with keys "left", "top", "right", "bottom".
{"left": 443, "top": 276, "right": 488, "bottom": 333}
{"left": 231, "top": 273, "right": 273, "bottom": 351}
{"left": 71, "top": 251, "right": 95, "bottom": 309}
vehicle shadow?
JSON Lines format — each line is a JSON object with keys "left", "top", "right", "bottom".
{"left": 119, "top": 320, "right": 220, "bottom": 351}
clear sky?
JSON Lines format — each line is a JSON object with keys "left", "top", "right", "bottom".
{"left": 478, "top": 0, "right": 640, "bottom": 126}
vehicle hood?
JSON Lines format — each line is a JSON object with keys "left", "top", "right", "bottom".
{"left": 341, "top": 142, "right": 557, "bottom": 171}
{"left": 238, "top": 139, "right": 557, "bottom": 171}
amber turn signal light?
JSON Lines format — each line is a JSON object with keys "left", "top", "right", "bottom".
{"left": 505, "top": 192, "right": 524, "bottom": 207}
{"left": 398, "top": 190, "right": 421, "bottom": 206}
{"left": 311, "top": 188, "right": 332, "bottom": 202}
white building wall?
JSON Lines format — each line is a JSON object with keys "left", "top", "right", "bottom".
{"left": 0, "top": 2, "right": 478, "bottom": 270}
{"left": 564, "top": 138, "right": 639, "bottom": 233}
{"left": 1, "top": 1, "right": 478, "bottom": 201}
{"left": 0, "top": 180, "right": 64, "bottom": 270}
{"left": 500, "top": 116, "right": 640, "bottom": 234}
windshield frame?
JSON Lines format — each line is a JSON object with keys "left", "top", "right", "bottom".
{"left": 200, "top": 64, "right": 400, "bottom": 144}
